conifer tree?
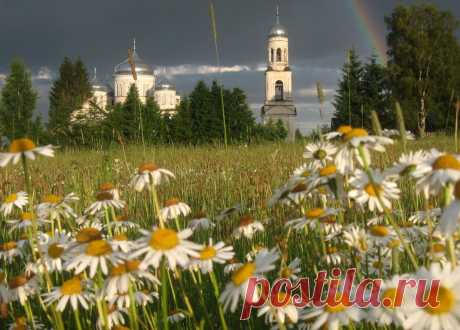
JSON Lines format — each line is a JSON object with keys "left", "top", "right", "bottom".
{"left": 332, "top": 49, "right": 364, "bottom": 128}
{"left": 0, "top": 59, "right": 37, "bottom": 139}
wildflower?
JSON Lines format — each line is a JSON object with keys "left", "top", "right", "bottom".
{"left": 285, "top": 208, "right": 338, "bottom": 231}
{"left": 287, "top": 182, "right": 311, "bottom": 204}
{"left": 107, "top": 289, "right": 157, "bottom": 309}
{"left": 7, "top": 274, "right": 38, "bottom": 305}
{"left": 0, "top": 138, "right": 54, "bottom": 167}
{"left": 108, "top": 215, "right": 139, "bottom": 231}
{"left": 368, "top": 225, "right": 396, "bottom": 247}
{"left": 303, "top": 141, "right": 337, "bottom": 166}
{"left": 343, "top": 225, "right": 369, "bottom": 255}
{"left": 415, "top": 150, "right": 460, "bottom": 196}
{"left": 404, "top": 263, "right": 460, "bottom": 330}
{"left": 306, "top": 164, "right": 338, "bottom": 190}
{"left": 37, "top": 193, "right": 78, "bottom": 220}
{"left": 97, "top": 306, "right": 127, "bottom": 330}
{"left": 39, "top": 231, "right": 70, "bottom": 272}
{"left": 348, "top": 169, "right": 400, "bottom": 212}
{"left": 188, "top": 212, "right": 215, "bottom": 231}
{"left": 8, "top": 212, "right": 47, "bottom": 232}
{"left": 385, "top": 150, "right": 428, "bottom": 178}
{"left": 85, "top": 191, "right": 125, "bottom": 215}
{"left": 43, "top": 277, "right": 92, "bottom": 311}
{"left": 268, "top": 180, "right": 299, "bottom": 207}
{"left": 220, "top": 248, "right": 279, "bottom": 312}
{"left": 132, "top": 227, "right": 201, "bottom": 269}
{"left": 66, "top": 239, "right": 122, "bottom": 277}
{"left": 99, "top": 182, "right": 120, "bottom": 200}
{"left": 104, "top": 259, "right": 159, "bottom": 299}
{"left": 130, "top": 162, "right": 175, "bottom": 192}
{"left": 280, "top": 258, "right": 302, "bottom": 281}
{"left": 0, "top": 240, "right": 26, "bottom": 263}
{"left": 257, "top": 291, "right": 299, "bottom": 325}
{"left": 323, "top": 246, "right": 342, "bottom": 265}
{"left": 233, "top": 215, "right": 264, "bottom": 239}
{"left": 160, "top": 198, "right": 191, "bottom": 220}
{"left": 439, "top": 180, "right": 460, "bottom": 236}
{"left": 8, "top": 316, "right": 44, "bottom": 330}
{"left": 168, "top": 310, "right": 186, "bottom": 323}
{"left": 290, "top": 162, "right": 319, "bottom": 183}
{"left": 224, "top": 258, "right": 243, "bottom": 274}
{"left": 110, "top": 234, "right": 136, "bottom": 253}
{"left": 1, "top": 192, "right": 28, "bottom": 217}
{"left": 189, "top": 239, "right": 235, "bottom": 274}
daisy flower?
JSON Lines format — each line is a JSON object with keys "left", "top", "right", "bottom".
{"left": 108, "top": 215, "right": 139, "bottom": 231}
{"left": 301, "top": 290, "right": 364, "bottom": 330}
{"left": 303, "top": 141, "right": 337, "bottom": 166}
{"left": 107, "top": 289, "right": 157, "bottom": 309}
{"left": 257, "top": 291, "right": 299, "bottom": 325}
{"left": 130, "top": 162, "right": 175, "bottom": 192}
{"left": 409, "top": 208, "right": 442, "bottom": 225}
{"left": 73, "top": 226, "right": 104, "bottom": 246}
{"left": 306, "top": 164, "right": 339, "bottom": 191}
{"left": 404, "top": 263, "right": 460, "bottom": 330}
{"left": 85, "top": 191, "right": 126, "bottom": 215}
{"left": 98, "top": 306, "right": 127, "bottom": 330}
{"left": 104, "top": 259, "right": 159, "bottom": 299}
{"left": 111, "top": 234, "right": 136, "bottom": 253}
{"left": 189, "top": 239, "right": 235, "bottom": 274}
{"left": 39, "top": 231, "right": 71, "bottom": 272}
{"left": 385, "top": 150, "right": 428, "bottom": 179}
{"left": 439, "top": 180, "right": 460, "bottom": 236}
{"left": 8, "top": 212, "right": 47, "bottom": 232}
{"left": 287, "top": 182, "right": 311, "bottom": 204}
{"left": 224, "top": 258, "right": 243, "bottom": 274}
{"left": 348, "top": 169, "right": 400, "bottom": 212}
{"left": 0, "top": 138, "right": 54, "bottom": 167}
{"left": 368, "top": 225, "right": 396, "bottom": 247}
{"left": 280, "top": 258, "right": 302, "bottom": 281}
{"left": 343, "top": 225, "right": 370, "bottom": 255}
{"left": 132, "top": 227, "right": 201, "bottom": 269}
{"left": 219, "top": 248, "right": 279, "bottom": 312}
{"left": 66, "top": 239, "right": 122, "bottom": 277}
{"left": 0, "top": 240, "right": 26, "bottom": 262}
{"left": 37, "top": 193, "right": 78, "bottom": 221}
{"left": 98, "top": 182, "right": 120, "bottom": 200}
{"left": 43, "top": 277, "right": 92, "bottom": 312}
{"left": 188, "top": 212, "right": 215, "bottom": 231}
{"left": 160, "top": 198, "right": 191, "bottom": 220}
{"left": 415, "top": 150, "right": 460, "bottom": 196}
{"left": 285, "top": 208, "right": 338, "bottom": 231}
{"left": 290, "top": 163, "right": 319, "bottom": 183}
{"left": 323, "top": 246, "right": 342, "bottom": 265}
{"left": 268, "top": 181, "right": 299, "bottom": 207}
{"left": 8, "top": 316, "right": 44, "bottom": 330}
{"left": 1, "top": 192, "right": 28, "bottom": 216}
{"left": 367, "top": 275, "right": 410, "bottom": 327}
{"left": 168, "top": 310, "right": 186, "bottom": 324}
{"left": 7, "top": 274, "right": 38, "bottom": 305}
{"left": 233, "top": 215, "right": 264, "bottom": 239}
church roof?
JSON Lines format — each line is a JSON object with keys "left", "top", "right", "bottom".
{"left": 269, "top": 6, "right": 288, "bottom": 38}
{"left": 90, "top": 68, "right": 109, "bottom": 92}
{"left": 114, "top": 42, "right": 154, "bottom": 76}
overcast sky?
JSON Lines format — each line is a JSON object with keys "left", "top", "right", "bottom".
{"left": 0, "top": 0, "right": 459, "bottom": 133}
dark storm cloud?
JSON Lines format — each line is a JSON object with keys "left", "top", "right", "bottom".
{"left": 0, "top": 0, "right": 459, "bottom": 131}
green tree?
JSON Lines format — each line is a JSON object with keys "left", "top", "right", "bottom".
{"left": 0, "top": 59, "right": 37, "bottom": 139}
{"left": 169, "top": 97, "right": 193, "bottom": 144}
{"left": 48, "top": 57, "right": 92, "bottom": 141}
{"left": 385, "top": 4, "right": 460, "bottom": 136}
{"left": 361, "top": 54, "right": 392, "bottom": 128}
{"left": 332, "top": 49, "right": 364, "bottom": 128}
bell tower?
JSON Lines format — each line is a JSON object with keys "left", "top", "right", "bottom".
{"left": 261, "top": 5, "right": 297, "bottom": 140}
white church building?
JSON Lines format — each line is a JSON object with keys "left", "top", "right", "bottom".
{"left": 73, "top": 41, "right": 180, "bottom": 123}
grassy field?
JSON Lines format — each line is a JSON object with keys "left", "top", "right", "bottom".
{"left": 1, "top": 134, "right": 459, "bottom": 329}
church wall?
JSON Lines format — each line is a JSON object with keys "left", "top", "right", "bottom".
{"left": 114, "top": 73, "right": 155, "bottom": 104}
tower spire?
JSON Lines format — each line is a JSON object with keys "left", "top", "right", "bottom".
{"left": 93, "top": 67, "right": 97, "bottom": 80}
{"left": 133, "top": 38, "right": 136, "bottom": 52}
{"left": 276, "top": 4, "right": 279, "bottom": 24}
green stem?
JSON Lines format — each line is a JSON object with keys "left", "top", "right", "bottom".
{"left": 161, "top": 261, "right": 170, "bottom": 330}
{"left": 209, "top": 271, "right": 228, "bottom": 330}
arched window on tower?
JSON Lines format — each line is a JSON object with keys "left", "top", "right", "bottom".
{"left": 270, "top": 49, "right": 274, "bottom": 63}
{"left": 275, "top": 80, "right": 284, "bottom": 101}
{"left": 276, "top": 48, "right": 282, "bottom": 62}
{"left": 284, "top": 49, "right": 287, "bottom": 62}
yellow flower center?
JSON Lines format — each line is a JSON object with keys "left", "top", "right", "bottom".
{"left": 8, "top": 275, "right": 28, "bottom": 289}
{"left": 291, "top": 183, "right": 308, "bottom": 193}
{"left": 149, "top": 228, "right": 180, "bottom": 251}
{"left": 239, "top": 215, "right": 254, "bottom": 227}
{"left": 85, "top": 240, "right": 112, "bottom": 256}
{"left": 13, "top": 316, "right": 27, "bottom": 330}
{"left": 432, "top": 243, "right": 446, "bottom": 253}
{"left": 326, "top": 246, "right": 338, "bottom": 254}
{"left": 9, "top": 138, "right": 36, "bottom": 153}
{"left": 232, "top": 263, "right": 256, "bottom": 286}
{"left": 200, "top": 246, "right": 217, "bottom": 260}
{"left": 113, "top": 233, "right": 128, "bottom": 241}
{"left": 305, "top": 208, "right": 325, "bottom": 219}
{"left": 319, "top": 165, "right": 337, "bottom": 177}
{"left": 343, "top": 128, "right": 368, "bottom": 142}
{"left": 96, "top": 191, "right": 114, "bottom": 201}
{"left": 48, "top": 243, "right": 64, "bottom": 259}
{"left": 369, "top": 225, "right": 390, "bottom": 237}
{"left": 1, "top": 241, "right": 18, "bottom": 251}
{"left": 358, "top": 238, "right": 369, "bottom": 252}
{"left": 76, "top": 228, "right": 102, "bottom": 243}
{"left": 432, "top": 154, "right": 460, "bottom": 171}
{"left": 20, "top": 212, "right": 35, "bottom": 222}
{"left": 313, "top": 149, "right": 327, "bottom": 160}
{"left": 126, "top": 260, "right": 140, "bottom": 272}
{"left": 99, "top": 183, "right": 115, "bottom": 191}
{"left": 5, "top": 193, "right": 18, "bottom": 203}
{"left": 425, "top": 286, "right": 455, "bottom": 315}
{"left": 372, "top": 260, "right": 383, "bottom": 269}
{"left": 281, "top": 267, "right": 292, "bottom": 278}
{"left": 138, "top": 163, "right": 159, "bottom": 174}
{"left": 164, "top": 198, "right": 180, "bottom": 207}
{"left": 110, "top": 264, "right": 128, "bottom": 276}
{"left": 337, "top": 125, "right": 352, "bottom": 134}
{"left": 43, "top": 194, "right": 61, "bottom": 204}
{"left": 364, "top": 183, "right": 383, "bottom": 197}
{"left": 60, "top": 277, "right": 82, "bottom": 295}
{"left": 300, "top": 170, "right": 310, "bottom": 178}
{"left": 382, "top": 288, "right": 397, "bottom": 309}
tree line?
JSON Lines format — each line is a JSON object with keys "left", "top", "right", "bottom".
{"left": 333, "top": 4, "right": 460, "bottom": 136}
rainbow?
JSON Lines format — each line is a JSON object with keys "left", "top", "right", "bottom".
{"left": 349, "top": 0, "right": 388, "bottom": 64}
